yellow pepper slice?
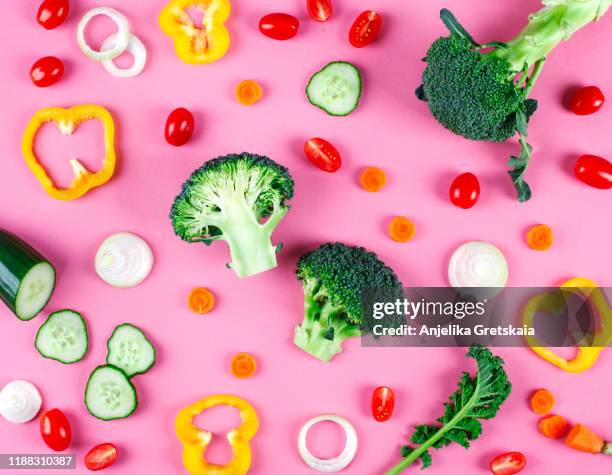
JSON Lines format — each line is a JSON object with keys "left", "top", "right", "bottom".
{"left": 523, "top": 277, "right": 611, "bottom": 373}
{"left": 22, "top": 105, "right": 117, "bottom": 201}
{"left": 159, "top": 0, "right": 231, "bottom": 64}
{"left": 175, "top": 394, "right": 259, "bottom": 475}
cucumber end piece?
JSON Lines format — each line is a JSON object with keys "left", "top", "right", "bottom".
{"left": 15, "top": 262, "right": 56, "bottom": 321}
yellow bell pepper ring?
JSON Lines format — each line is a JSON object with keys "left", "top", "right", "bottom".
{"left": 175, "top": 394, "right": 259, "bottom": 475}
{"left": 159, "top": 0, "right": 231, "bottom": 64}
{"left": 523, "top": 277, "right": 612, "bottom": 373}
{"left": 22, "top": 105, "right": 117, "bottom": 201}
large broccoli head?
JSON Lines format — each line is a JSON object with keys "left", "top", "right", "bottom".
{"left": 170, "top": 152, "right": 294, "bottom": 278}
{"left": 294, "top": 242, "right": 404, "bottom": 362}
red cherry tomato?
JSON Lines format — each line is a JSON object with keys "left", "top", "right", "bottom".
{"left": 371, "top": 386, "right": 395, "bottom": 422}
{"left": 165, "top": 108, "right": 195, "bottom": 147}
{"left": 349, "top": 11, "right": 382, "bottom": 48}
{"left": 570, "top": 86, "right": 605, "bottom": 115}
{"left": 40, "top": 409, "right": 71, "bottom": 452}
{"left": 85, "top": 443, "right": 118, "bottom": 471}
{"left": 37, "top": 0, "right": 69, "bottom": 30}
{"left": 449, "top": 172, "right": 480, "bottom": 209}
{"left": 490, "top": 452, "right": 526, "bottom": 475}
{"left": 307, "top": 0, "right": 332, "bottom": 22}
{"left": 30, "top": 56, "right": 64, "bottom": 87}
{"left": 574, "top": 154, "right": 612, "bottom": 189}
{"left": 259, "top": 13, "right": 299, "bottom": 40}
{"left": 304, "top": 138, "right": 341, "bottom": 172}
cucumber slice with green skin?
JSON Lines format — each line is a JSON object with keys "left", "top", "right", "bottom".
{"left": 0, "top": 229, "right": 56, "bottom": 321}
{"left": 106, "top": 323, "right": 156, "bottom": 377}
{"left": 85, "top": 365, "right": 137, "bottom": 421}
{"left": 35, "top": 310, "right": 88, "bottom": 364}
{"left": 306, "top": 61, "right": 362, "bottom": 116}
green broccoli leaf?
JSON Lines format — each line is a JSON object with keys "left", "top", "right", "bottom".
{"left": 415, "top": 84, "right": 427, "bottom": 102}
{"left": 508, "top": 135, "right": 533, "bottom": 202}
{"left": 439, "top": 9, "right": 478, "bottom": 47}
{"left": 385, "top": 345, "right": 511, "bottom": 474}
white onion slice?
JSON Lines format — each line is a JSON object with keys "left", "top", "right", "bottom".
{"left": 95, "top": 232, "right": 153, "bottom": 288}
{"left": 448, "top": 241, "right": 508, "bottom": 288}
{"left": 298, "top": 414, "right": 358, "bottom": 472}
{"left": 0, "top": 380, "right": 42, "bottom": 424}
{"left": 101, "top": 33, "right": 147, "bottom": 78}
{"left": 77, "top": 7, "right": 130, "bottom": 62}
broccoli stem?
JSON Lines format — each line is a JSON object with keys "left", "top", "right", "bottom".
{"left": 493, "top": 0, "right": 611, "bottom": 72}
{"left": 220, "top": 196, "right": 281, "bottom": 278}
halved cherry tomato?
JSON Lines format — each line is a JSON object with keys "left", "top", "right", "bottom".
{"left": 490, "top": 452, "right": 526, "bottom": 475}
{"left": 259, "top": 13, "right": 299, "bottom": 40}
{"left": 85, "top": 443, "right": 118, "bottom": 471}
{"left": 574, "top": 154, "right": 612, "bottom": 189}
{"left": 304, "top": 138, "right": 341, "bottom": 172}
{"left": 371, "top": 386, "right": 394, "bottom": 422}
{"left": 40, "top": 409, "right": 71, "bottom": 452}
{"left": 165, "top": 108, "right": 195, "bottom": 147}
{"left": 570, "top": 86, "right": 605, "bottom": 115}
{"left": 307, "top": 0, "right": 332, "bottom": 22}
{"left": 449, "top": 172, "right": 480, "bottom": 209}
{"left": 37, "top": 0, "right": 69, "bottom": 30}
{"left": 349, "top": 11, "right": 382, "bottom": 48}
{"left": 30, "top": 56, "right": 64, "bottom": 87}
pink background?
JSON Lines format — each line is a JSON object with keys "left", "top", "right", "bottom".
{"left": 0, "top": 0, "right": 610, "bottom": 473}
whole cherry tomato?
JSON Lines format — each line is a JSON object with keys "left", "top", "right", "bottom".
{"left": 574, "top": 154, "right": 612, "bottom": 189}
{"left": 40, "top": 409, "right": 71, "bottom": 452}
{"left": 570, "top": 86, "right": 605, "bottom": 115}
{"left": 490, "top": 452, "right": 526, "bottom": 475}
{"left": 349, "top": 11, "right": 382, "bottom": 48}
{"left": 449, "top": 172, "right": 480, "bottom": 209}
{"left": 165, "top": 108, "right": 195, "bottom": 147}
{"left": 259, "top": 13, "right": 299, "bottom": 40}
{"left": 304, "top": 138, "right": 341, "bottom": 172}
{"left": 85, "top": 443, "right": 118, "bottom": 471}
{"left": 37, "top": 0, "right": 69, "bottom": 30}
{"left": 30, "top": 56, "right": 64, "bottom": 87}
{"left": 307, "top": 0, "right": 332, "bottom": 22}
{"left": 371, "top": 386, "right": 395, "bottom": 422}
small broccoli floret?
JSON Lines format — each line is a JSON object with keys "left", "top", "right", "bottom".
{"left": 170, "top": 153, "right": 294, "bottom": 278}
{"left": 294, "top": 242, "right": 404, "bottom": 362}
{"left": 418, "top": 3, "right": 610, "bottom": 202}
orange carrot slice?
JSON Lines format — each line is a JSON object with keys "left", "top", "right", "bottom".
{"left": 236, "top": 80, "right": 263, "bottom": 105}
{"left": 530, "top": 388, "right": 555, "bottom": 415}
{"left": 360, "top": 167, "right": 387, "bottom": 192}
{"left": 231, "top": 352, "right": 257, "bottom": 379}
{"left": 539, "top": 415, "right": 569, "bottom": 439}
{"left": 527, "top": 224, "right": 553, "bottom": 251}
{"left": 566, "top": 424, "right": 605, "bottom": 454}
{"left": 188, "top": 287, "right": 215, "bottom": 314}
{"left": 389, "top": 216, "right": 415, "bottom": 242}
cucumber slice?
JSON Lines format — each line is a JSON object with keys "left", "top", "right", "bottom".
{"left": 306, "top": 61, "right": 362, "bottom": 116}
{"left": 0, "top": 229, "right": 56, "bottom": 321}
{"left": 35, "top": 310, "right": 88, "bottom": 364}
{"left": 85, "top": 365, "right": 137, "bottom": 420}
{"left": 106, "top": 323, "right": 156, "bottom": 377}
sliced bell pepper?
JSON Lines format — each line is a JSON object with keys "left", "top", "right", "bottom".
{"left": 175, "top": 394, "right": 259, "bottom": 475}
{"left": 523, "top": 277, "right": 611, "bottom": 373}
{"left": 22, "top": 105, "right": 117, "bottom": 201}
{"left": 159, "top": 0, "right": 231, "bottom": 64}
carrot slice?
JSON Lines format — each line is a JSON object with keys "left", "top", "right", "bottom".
{"left": 236, "top": 80, "right": 263, "bottom": 105}
{"left": 530, "top": 388, "right": 555, "bottom": 414}
{"left": 527, "top": 224, "right": 553, "bottom": 251}
{"left": 539, "top": 415, "right": 569, "bottom": 439}
{"left": 566, "top": 424, "right": 604, "bottom": 454}
{"left": 231, "top": 352, "right": 257, "bottom": 379}
{"left": 389, "top": 216, "right": 415, "bottom": 242}
{"left": 360, "top": 167, "right": 387, "bottom": 192}
{"left": 188, "top": 287, "right": 215, "bottom": 314}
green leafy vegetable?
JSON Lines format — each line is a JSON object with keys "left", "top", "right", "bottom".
{"left": 385, "top": 345, "right": 511, "bottom": 474}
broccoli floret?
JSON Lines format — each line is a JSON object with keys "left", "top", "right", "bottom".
{"left": 418, "top": 3, "right": 610, "bottom": 202}
{"left": 294, "top": 242, "right": 404, "bottom": 362}
{"left": 170, "top": 152, "right": 294, "bottom": 278}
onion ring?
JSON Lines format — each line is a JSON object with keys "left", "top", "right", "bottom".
{"left": 77, "top": 7, "right": 130, "bottom": 62}
{"left": 0, "top": 380, "right": 42, "bottom": 424}
{"left": 448, "top": 241, "right": 508, "bottom": 288}
{"left": 101, "top": 33, "right": 147, "bottom": 78}
{"left": 95, "top": 232, "right": 154, "bottom": 288}
{"left": 298, "top": 414, "right": 358, "bottom": 472}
